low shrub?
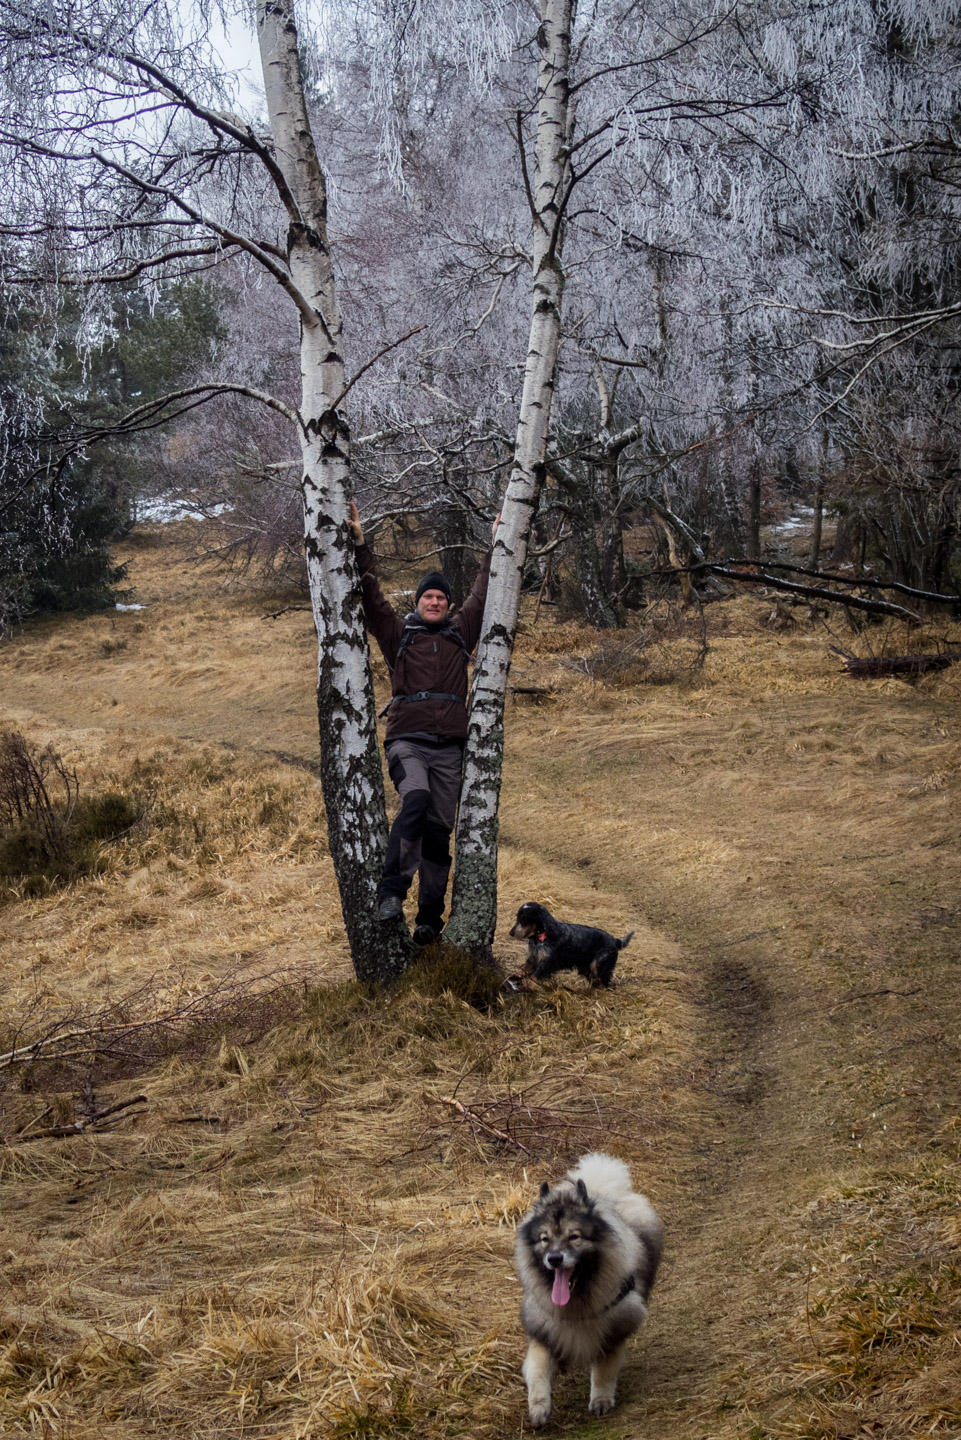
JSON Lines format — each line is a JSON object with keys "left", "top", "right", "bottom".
{"left": 0, "top": 730, "right": 140, "bottom": 895}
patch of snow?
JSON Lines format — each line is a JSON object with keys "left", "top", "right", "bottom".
{"left": 769, "top": 506, "right": 817, "bottom": 536}
{"left": 116, "top": 603, "right": 145, "bottom": 611}
{"left": 137, "top": 498, "right": 230, "bottom": 523}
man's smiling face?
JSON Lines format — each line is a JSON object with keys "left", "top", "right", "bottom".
{"left": 416, "top": 589, "right": 450, "bottom": 622}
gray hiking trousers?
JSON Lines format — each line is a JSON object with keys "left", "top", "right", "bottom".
{"left": 380, "top": 737, "right": 463, "bottom": 930}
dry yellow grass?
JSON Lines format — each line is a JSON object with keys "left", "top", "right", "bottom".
{"left": 1, "top": 523, "right": 959, "bottom": 1438}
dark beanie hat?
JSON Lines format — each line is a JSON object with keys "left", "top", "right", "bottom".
{"left": 415, "top": 571, "right": 452, "bottom": 604}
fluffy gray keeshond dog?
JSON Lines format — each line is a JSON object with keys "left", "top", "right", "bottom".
{"left": 514, "top": 1152, "right": 663, "bottom": 1427}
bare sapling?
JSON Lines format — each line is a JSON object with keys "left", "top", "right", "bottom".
{"left": 0, "top": 730, "right": 79, "bottom": 864}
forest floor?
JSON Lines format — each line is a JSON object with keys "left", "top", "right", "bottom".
{"left": 1, "top": 522, "right": 960, "bottom": 1440}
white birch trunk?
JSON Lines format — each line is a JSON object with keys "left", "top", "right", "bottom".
{"left": 445, "top": 0, "right": 575, "bottom": 953}
{"left": 257, "top": 0, "right": 407, "bottom": 983}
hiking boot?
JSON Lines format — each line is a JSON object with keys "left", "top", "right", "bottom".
{"left": 412, "top": 924, "right": 440, "bottom": 947}
{"left": 378, "top": 894, "right": 404, "bottom": 921}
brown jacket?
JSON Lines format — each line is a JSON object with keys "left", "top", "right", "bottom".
{"left": 356, "top": 543, "right": 492, "bottom": 742}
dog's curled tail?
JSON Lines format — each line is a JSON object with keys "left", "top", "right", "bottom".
{"left": 617, "top": 930, "right": 635, "bottom": 951}
{"left": 567, "top": 1151, "right": 634, "bottom": 1199}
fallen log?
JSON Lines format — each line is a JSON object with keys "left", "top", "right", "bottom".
{"left": 706, "top": 566, "right": 923, "bottom": 621}
{"left": 830, "top": 648, "right": 961, "bottom": 677}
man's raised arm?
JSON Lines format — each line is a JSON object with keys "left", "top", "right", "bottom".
{"left": 350, "top": 501, "right": 402, "bottom": 659}
{"left": 456, "top": 512, "right": 500, "bottom": 651}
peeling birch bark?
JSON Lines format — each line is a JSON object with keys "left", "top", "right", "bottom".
{"left": 257, "top": 0, "right": 407, "bottom": 983}
{"left": 446, "top": 0, "right": 575, "bottom": 954}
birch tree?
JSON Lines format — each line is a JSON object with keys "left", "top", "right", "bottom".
{"left": 441, "top": 0, "right": 809, "bottom": 950}
{"left": 256, "top": 0, "right": 408, "bottom": 981}
{"left": 444, "top": 0, "right": 574, "bottom": 951}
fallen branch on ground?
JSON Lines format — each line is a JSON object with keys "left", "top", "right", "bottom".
{"left": 441, "top": 1095, "right": 530, "bottom": 1154}
{"left": 8, "top": 1094, "right": 147, "bottom": 1142}
{"left": 830, "top": 648, "right": 961, "bottom": 677}
{"left": 0, "top": 967, "right": 308, "bottom": 1080}
{"left": 262, "top": 605, "right": 312, "bottom": 620}
{"left": 415, "top": 1070, "right": 665, "bottom": 1162}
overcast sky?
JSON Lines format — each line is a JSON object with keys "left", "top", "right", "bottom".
{"left": 210, "top": 9, "right": 264, "bottom": 114}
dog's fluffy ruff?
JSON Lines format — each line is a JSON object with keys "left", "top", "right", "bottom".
{"left": 515, "top": 1152, "right": 662, "bottom": 1425}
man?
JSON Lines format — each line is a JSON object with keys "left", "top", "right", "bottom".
{"left": 349, "top": 501, "right": 498, "bottom": 944}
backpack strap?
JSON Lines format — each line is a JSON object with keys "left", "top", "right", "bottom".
{"left": 378, "top": 616, "right": 473, "bottom": 719}
{"left": 390, "top": 614, "right": 472, "bottom": 673}
{"left": 378, "top": 689, "right": 466, "bottom": 718}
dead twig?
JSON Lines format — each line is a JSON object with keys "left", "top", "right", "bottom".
{"left": 440, "top": 1095, "right": 531, "bottom": 1154}
{"left": 419, "top": 1069, "right": 662, "bottom": 1163}
{"left": 263, "top": 604, "right": 312, "bottom": 621}
{"left": 9, "top": 1095, "right": 147, "bottom": 1143}
{"left": 0, "top": 966, "right": 307, "bottom": 1078}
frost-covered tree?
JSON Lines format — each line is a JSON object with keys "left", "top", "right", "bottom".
{"left": 531, "top": 1, "right": 961, "bottom": 604}
{"left": 800, "top": 1, "right": 961, "bottom": 592}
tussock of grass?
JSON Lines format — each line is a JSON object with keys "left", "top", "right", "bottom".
{"left": 397, "top": 942, "right": 505, "bottom": 1010}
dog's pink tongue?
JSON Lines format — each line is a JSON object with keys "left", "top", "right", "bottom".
{"left": 551, "top": 1267, "right": 573, "bottom": 1306}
